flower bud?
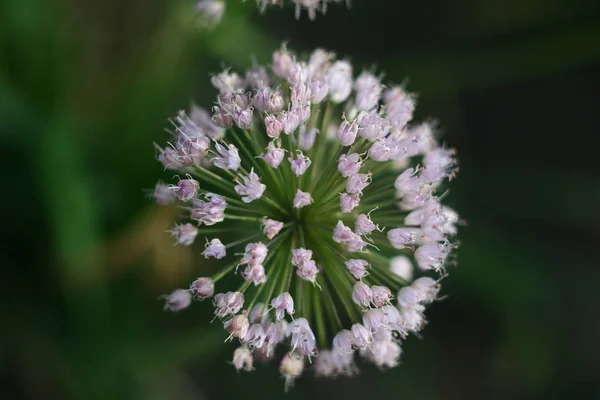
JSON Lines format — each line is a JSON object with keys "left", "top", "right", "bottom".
{"left": 162, "top": 289, "right": 192, "bottom": 312}
{"left": 190, "top": 277, "right": 214, "bottom": 299}
{"left": 203, "top": 238, "right": 226, "bottom": 259}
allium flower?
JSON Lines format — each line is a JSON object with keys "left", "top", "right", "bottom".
{"left": 255, "top": 0, "right": 350, "bottom": 21}
{"left": 153, "top": 44, "right": 459, "bottom": 387}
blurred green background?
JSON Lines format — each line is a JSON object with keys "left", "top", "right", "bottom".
{"left": 1, "top": 0, "right": 599, "bottom": 399}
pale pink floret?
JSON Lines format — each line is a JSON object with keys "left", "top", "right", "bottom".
{"left": 340, "top": 192, "right": 360, "bottom": 213}
{"left": 262, "top": 218, "right": 285, "bottom": 239}
{"left": 288, "top": 151, "right": 312, "bottom": 177}
{"left": 271, "top": 292, "right": 295, "bottom": 320}
{"left": 355, "top": 213, "right": 378, "bottom": 236}
{"left": 293, "top": 189, "right": 313, "bottom": 208}
{"left": 235, "top": 170, "right": 266, "bottom": 203}
{"left": 338, "top": 153, "right": 362, "bottom": 178}
{"left": 203, "top": 238, "right": 226, "bottom": 259}
{"left": 213, "top": 291, "right": 244, "bottom": 318}
{"left": 213, "top": 142, "right": 241, "bottom": 171}
{"left": 345, "top": 259, "right": 369, "bottom": 279}
{"left": 352, "top": 281, "right": 373, "bottom": 308}
{"left": 232, "top": 346, "right": 254, "bottom": 372}
{"left": 346, "top": 173, "right": 371, "bottom": 194}
{"left": 190, "top": 277, "right": 214, "bottom": 299}
{"left": 170, "top": 223, "right": 198, "bottom": 246}
{"left": 261, "top": 140, "right": 285, "bottom": 168}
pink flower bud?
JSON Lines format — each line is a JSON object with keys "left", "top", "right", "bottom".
{"left": 172, "top": 178, "right": 199, "bottom": 202}
{"left": 203, "top": 238, "right": 226, "bottom": 259}
{"left": 368, "top": 139, "right": 392, "bottom": 162}
{"left": 338, "top": 152, "right": 362, "bottom": 178}
{"left": 213, "top": 291, "right": 245, "bottom": 318}
{"left": 298, "top": 126, "right": 318, "bottom": 151}
{"left": 333, "top": 329, "right": 354, "bottom": 354}
{"left": 346, "top": 173, "right": 371, "bottom": 194}
{"left": 235, "top": 169, "right": 266, "bottom": 203}
{"left": 291, "top": 248, "right": 313, "bottom": 266}
{"left": 345, "top": 259, "right": 369, "bottom": 279}
{"left": 190, "top": 277, "right": 214, "bottom": 299}
{"left": 387, "top": 228, "right": 422, "bottom": 249}
{"left": 213, "top": 142, "right": 241, "bottom": 171}
{"left": 225, "top": 312, "right": 250, "bottom": 340}
{"left": 262, "top": 218, "right": 284, "bottom": 240}
{"left": 371, "top": 285, "right": 393, "bottom": 307}
{"left": 340, "top": 192, "right": 360, "bottom": 213}
{"left": 336, "top": 117, "right": 359, "bottom": 146}
{"left": 344, "top": 232, "right": 367, "bottom": 253}
{"left": 325, "top": 60, "right": 352, "bottom": 103}
{"left": 153, "top": 182, "right": 176, "bottom": 205}
{"left": 355, "top": 213, "right": 378, "bottom": 236}
{"left": 261, "top": 140, "right": 285, "bottom": 168}
{"left": 244, "top": 323, "right": 267, "bottom": 349}
{"left": 351, "top": 323, "right": 373, "bottom": 349}
{"left": 162, "top": 289, "right": 192, "bottom": 312}
{"left": 271, "top": 292, "right": 295, "bottom": 320}
{"left": 352, "top": 281, "right": 373, "bottom": 308}
{"left": 264, "top": 114, "right": 283, "bottom": 138}
{"left": 233, "top": 346, "right": 254, "bottom": 372}
{"left": 296, "top": 259, "right": 318, "bottom": 282}
{"left": 288, "top": 151, "right": 312, "bottom": 177}
{"left": 241, "top": 242, "right": 268, "bottom": 266}
{"left": 170, "top": 223, "right": 198, "bottom": 246}
{"left": 212, "top": 106, "right": 233, "bottom": 128}
{"left": 280, "top": 353, "right": 304, "bottom": 391}
{"left": 280, "top": 110, "right": 301, "bottom": 135}
{"left": 411, "top": 277, "right": 440, "bottom": 303}
{"left": 242, "top": 264, "right": 267, "bottom": 285}
{"left": 333, "top": 220, "right": 354, "bottom": 243}
{"left": 293, "top": 189, "right": 313, "bottom": 208}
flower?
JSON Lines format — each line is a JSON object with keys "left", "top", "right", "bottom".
{"left": 256, "top": 0, "right": 350, "bottom": 21}
{"left": 152, "top": 44, "right": 459, "bottom": 387}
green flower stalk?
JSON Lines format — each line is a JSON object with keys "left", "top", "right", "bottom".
{"left": 152, "top": 44, "right": 459, "bottom": 388}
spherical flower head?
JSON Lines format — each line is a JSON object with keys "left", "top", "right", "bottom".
{"left": 162, "top": 289, "right": 192, "bottom": 312}
{"left": 293, "top": 190, "right": 313, "bottom": 208}
{"left": 203, "top": 238, "right": 226, "bottom": 259}
{"left": 190, "top": 277, "right": 215, "bottom": 299}
{"left": 152, "top": 44, "right": 459, "bottom": 387}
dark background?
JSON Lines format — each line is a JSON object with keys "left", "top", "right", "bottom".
{"left": 1, "top": 0, "right": 599, "bottom": 399}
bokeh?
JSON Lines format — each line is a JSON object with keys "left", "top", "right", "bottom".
{"left": 1, "top": 0, "right": 599, "bottom": 399}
